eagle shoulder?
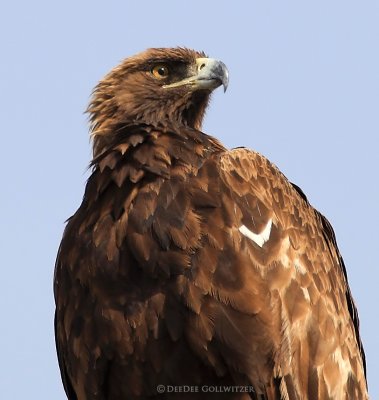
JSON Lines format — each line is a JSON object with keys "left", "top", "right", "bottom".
{"left": 210, "top": 147, "right": 368, "bottom": 399}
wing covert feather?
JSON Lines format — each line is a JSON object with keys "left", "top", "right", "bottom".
{"left": 205, "top": 148, "right": 368, "bottom": 399}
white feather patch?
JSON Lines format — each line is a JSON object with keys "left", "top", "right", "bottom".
{"left": 294, "top": 258, "right": 307, "bottom": 275}
{"left": 301, "top": 287, "right": 311, "bottom": 302}
{"left": 239, "top": 219, "right": 273, "bottom": 247}
{"left": 332, "top": 347, "right": 350, "bottom": 383}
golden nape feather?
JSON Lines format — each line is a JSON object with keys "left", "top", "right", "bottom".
{"left": 54, "top": 48, "right": 368, "bottom": 399}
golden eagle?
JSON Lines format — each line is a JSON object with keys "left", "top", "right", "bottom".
{"left": 54, "top": 48, "right": 368, "bottom": 399}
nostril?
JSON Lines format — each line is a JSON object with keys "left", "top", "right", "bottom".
{"left": 199, "top": 63, "right": 206, "bottom": 70}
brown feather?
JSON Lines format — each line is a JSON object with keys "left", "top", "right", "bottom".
{"left": 54, "top": 47, "right": 368, "bottom": 400}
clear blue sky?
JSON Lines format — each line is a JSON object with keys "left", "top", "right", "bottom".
{"left": 1, "top": 1, "right": 378, "bottom": 398}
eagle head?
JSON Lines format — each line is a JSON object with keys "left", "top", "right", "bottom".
{"left": 87, "top": 47, "right": 228, "bottom": 156}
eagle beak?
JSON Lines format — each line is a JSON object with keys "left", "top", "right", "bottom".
{"left": 193, "top": 58, "right": 229, "bottom": 92}
{"left": 163, "top": 58, "right": 229, "bottom": 92}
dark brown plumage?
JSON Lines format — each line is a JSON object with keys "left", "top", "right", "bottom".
{"left": 54, "top": 47, "right": 368, "bottom": 399}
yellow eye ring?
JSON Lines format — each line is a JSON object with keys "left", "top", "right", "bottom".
{"left": 151, "top": 65, "right": 169, "bottom": 79}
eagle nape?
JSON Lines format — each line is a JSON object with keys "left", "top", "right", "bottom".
{"left": 54, "top": 47, "right": 368, "bottom": 400}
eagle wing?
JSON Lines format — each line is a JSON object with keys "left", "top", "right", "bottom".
{"left": 186, "top": 147, "right": 367, "bottom": 398}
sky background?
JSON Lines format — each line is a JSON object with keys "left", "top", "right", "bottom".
{"left": 1, "top": 1, "right": 378, "bottom": 398}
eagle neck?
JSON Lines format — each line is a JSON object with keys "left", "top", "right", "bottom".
{"left": 91, "top": 123, "right": 225, "bottom": 184}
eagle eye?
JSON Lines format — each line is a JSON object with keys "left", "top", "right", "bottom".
{"left": 151, "top": 64, "right": 169, "bottom": 79}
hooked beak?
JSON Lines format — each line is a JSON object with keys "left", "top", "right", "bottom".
{"left": 163, "top": 58, "right": 229, "bottom": 92}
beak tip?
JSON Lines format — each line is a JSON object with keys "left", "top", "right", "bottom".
{"left": 223, "top": 77, "right": 229, "bottom": 92}
{"left": 218, "top": 61, "right": 229, "bottom": 93}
